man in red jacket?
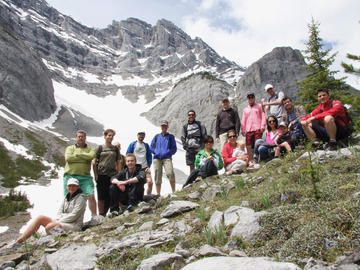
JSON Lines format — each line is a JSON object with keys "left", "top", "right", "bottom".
{"left": 300, "top": 89, "right": 351, "bottom": 150}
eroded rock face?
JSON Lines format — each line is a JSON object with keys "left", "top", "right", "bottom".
{"left": 0, "top": 18, "right": 56, "bottom": 121}
{"left": 234, "top": 47, "right": 308, "bottom": 112}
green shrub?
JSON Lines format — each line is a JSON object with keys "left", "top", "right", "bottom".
{"left": 0, "top": 189, "right": 32, "bottom": 217}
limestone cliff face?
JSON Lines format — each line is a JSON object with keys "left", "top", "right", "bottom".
{"left": 145, "top": 73, "right": 234, "bottom": 138}
{"left": 0, "top": 18, "right": 56, "bottom": 121}
{"left": 234, "top": 47, "right": 308, "bottom": 111}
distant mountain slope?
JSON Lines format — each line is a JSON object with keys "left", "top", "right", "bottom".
{"left": 0, "top": 0, "right": 243, "bottom": 102}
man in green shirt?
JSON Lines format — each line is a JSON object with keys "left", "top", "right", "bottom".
{"left": 64, "top": 130, "right": 97, "bottom": 216}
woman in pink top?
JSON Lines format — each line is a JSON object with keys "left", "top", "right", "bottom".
{"left": 253, "top": 115, "right": 279, "bottom": 162}
{"left": 222, "top": 130, "right": 248, "bottom": 175}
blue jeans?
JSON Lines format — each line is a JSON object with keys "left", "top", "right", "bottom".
{"left": 254, "top": 139, "right": 271, "bottom": 161}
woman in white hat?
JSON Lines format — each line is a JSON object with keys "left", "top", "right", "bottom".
{"left": 4, "top": 178, "right": 86, "bottom": 249}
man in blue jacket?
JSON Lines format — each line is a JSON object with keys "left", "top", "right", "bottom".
{"left": 126, "top": 131, "right": 153, "bottom": 195}
{"left": 150, "top": 120, "right": 177, "bottom": 195}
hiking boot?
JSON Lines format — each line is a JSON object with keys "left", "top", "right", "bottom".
{"left": 324, "top": 141, "right": 338, "bottom": 151}
{"left": 311, "top": 140, "right": 321, "bottom": 149}
{"left": 126, "top": 205, "right": 135, "bottom": 212}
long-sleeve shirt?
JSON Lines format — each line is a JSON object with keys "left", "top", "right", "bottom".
{"left": 194, "top": 148, "right": 223, "bottom": 170}
{"left": 64, "top": 145, "right": 95, "bottom": 176}
{"left": 221, "top": 142, "right": 237, "bottom": 168}
{"left": 241, "top": 103, "right": 266, "bottom": 133}
{"left": 215, "top": 108, "right": 241, "bottom": 138}
{"left": 301, "top": 99, "right": 348, "bottom": 130}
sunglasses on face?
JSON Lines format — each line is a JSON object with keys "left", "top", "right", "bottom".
{"left": 188, "top": 114, "right": 195, "bottom": 116}
{"left": 205, "top": 141, "right": 214, "bottom": 144}
{"left": 228, "top": 135, "right": 237, "bottom": 138}
{"left": 268, "top": 120, "right": 276, "bottom": 123}
{"left": 247, "top": 95, "right": 255, "bottom": 99}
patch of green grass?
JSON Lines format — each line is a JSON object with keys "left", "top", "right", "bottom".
{"left": 0, "top": 189, "right": 33, "bottom": 217}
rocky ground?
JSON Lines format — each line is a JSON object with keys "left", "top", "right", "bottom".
{"left": 0, "top": 136, "right": 359, "bottom": 270}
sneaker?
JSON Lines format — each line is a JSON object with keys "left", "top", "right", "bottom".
{"left": 311, "top": 140, "right": 321, "bottom": 149}
{"left": 107, "top": 211, "right": 119, "bottom": 218}
{"left": 324, "top": 141, "right": 337, "bottom": 151}
{"left": 194, "top": 176, "right": 203, "bottom": 182}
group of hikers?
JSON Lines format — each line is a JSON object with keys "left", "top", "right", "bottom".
{"left": 3, "top": 83, "right": 353, "bottom": 250}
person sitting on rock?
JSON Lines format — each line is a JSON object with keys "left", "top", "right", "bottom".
{"left": 183, "top": 135, "right": 223, "bottom": 187}
{"left": 232, "top": 140, "right": 250, "bottom": 166}
{"left": 222, "top": 130, "right": 248, "bottom": 175}
{"left": 274, "top": 121, "right": 296, "bottom": 158}
{"left": 2, "top": 178, "right": 86, "bottom": 251}
{"left": 108, "top": 154, "right": 146, "bottom": 216}
{"left": 254, "top": 115, "right": 279, "bottom": 162}
{"left": 300, "top": 89, "right": 352, "bottom": 151}
{"left": 281, "top": 96, "right": 306, "bottom": 142}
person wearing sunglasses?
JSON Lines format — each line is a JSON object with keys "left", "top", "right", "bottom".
{"left": 183, "top": 135, "right": 223, "bottom": 187}
{"left": 253, "top": 116, "right": 279, "bottom": 162}
{"left": 222, "top": 130, "right": 248, "bottom": 175}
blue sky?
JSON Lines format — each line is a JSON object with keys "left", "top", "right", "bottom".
{"left": 46, "top": 0, "right": 360, "bottom": 87}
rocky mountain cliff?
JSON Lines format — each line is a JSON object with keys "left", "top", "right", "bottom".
{"left": 145, "top": 72, "right": 233, "bottom": 139}
{"left": 0, "top": 17, "right": 55, "bottom": 121}
{"left": 0, "top": 0, "right": 243, "bottom": 102}
{"left": 234, "top": 47, "right": 309, "bottom": 111}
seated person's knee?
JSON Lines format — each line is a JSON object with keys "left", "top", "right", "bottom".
{"left": 324, "top": 115, "right": 335, "bottom": 124}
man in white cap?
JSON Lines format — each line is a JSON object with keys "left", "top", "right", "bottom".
{"left": 150, "top": 120, "right": 177, "bottom": 195}
{"left": 261, "top": 84, "right": 285, "bottom": 121}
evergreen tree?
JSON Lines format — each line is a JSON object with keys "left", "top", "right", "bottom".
{"left": 342, "top": 53, "right": 360, "bottom": 74}
{"left": 296, "top": 18, "right": 350, "bottom": 112}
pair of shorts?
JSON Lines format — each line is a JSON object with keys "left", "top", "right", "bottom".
{"left": 153, "top": 159, "right": 175, "bottom": 185}
{"left": 63, "top": 174, "right": 94, "bottom": 196}
{"left": 96, "top": 175, "right": 111, "bottom": 200}
{"left": 245, "top": 130, "right": 263, "bottom": 148}
{"left": 185, "top": 148, "right": 200, "bottom": 166}
{"left": 311, "top": 121, "right": 349, "bottom": 142}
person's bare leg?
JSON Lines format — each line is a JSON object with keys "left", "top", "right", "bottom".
{"left": 246, "top": 145, "right": 253, "bottom": 160}
{"left": 274, "top": 146, "right": 280, "bottom": 157}
{"left": 98, "top": 200, "right": 104, "bottom": 215}
{"left": 302, "top": 122, "right": 317, "bottom": 141}
{"left": 16, "top": 215, "right": 52, "bottom": 243}
{"left": 324, "top": 116, "right": 337, "bottom": 140}
{"left": 45, "top": 221, "right": 61, "bottom": 232}
{"left": 146, "top": 177, "right": 153, "bottom": 195}
{"left": 170, "top": 180, "right": 176, "bottom": 193}
{"left": 156, "top": 184, "right": 162, "bottom": 196}
{"left": 87, "top": 195, "right": 97, "bottom": 216}
{"left": 281, "top": 142, "right": 292, "bottom": 152}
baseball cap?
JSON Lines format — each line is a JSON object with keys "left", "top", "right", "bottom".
{"left": 67, "top": 178, "right": 79, "bottom": 186}
{"left": 160, "top": 120, "right": 168, "bottom": 126}
{"left": 278, "top": 121, "right": 288, "bottom": 127}
{"left": 246, "top": 92, "right": 255, "bottom": 97}
{"left": 264, "top": 84, "right": 274, "bottom": 92}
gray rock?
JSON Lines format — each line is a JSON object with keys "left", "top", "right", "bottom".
{"left": 207, "top": 210, "right": 223, "bottom": 232}
{"left": 116, "top": 225, "right": 125, "bottom": 234}
{"left": 187, "top": 191, "right": 201, "bottom": 200}
{"left": 136, "top": 202, "right": 153, "bottom": 214}
{"left": 96, "top": 230, "right": 174, "bottom": 258}
{"left": 161, "top": 201, "right": 199, "bottom": 218}
{"left": 0, "top": 261, "right": 15, "bottom": 270}
{"left": 182, "top": 257, "right": 301, "bottom": 270}
{"left": 136, "top": 252, "right": 184, "bottom": 270}
{"left": 194, "top": 245, "right": 226, "bottom": 257}
{"left": 35, "top": 235, "right": 57, "bottom": 247}
{"left": 157, "top": 218, "right": 169, "bottom": 226}
{"left": 173, "top": 220, "right": 191, "bottom": 234}
{"left": 202, "top": 187, "right": 220, "bottom": 201}
{"left": 46, "top": 243, "right": 97, "bottom": 270}
{"left": 229, "top": 250, "right": 247, "bottom": 257}
{"left": 139, "top": 221, "right": 153, "bottom": 231}
{"left": 230, "top": 208, "right": 265, "bottom": 241}
{"left": 340, "top": 148, "right": 353, "bottom": 157}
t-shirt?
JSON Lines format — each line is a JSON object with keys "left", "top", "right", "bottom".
{"left": 269, "top": 91, "right": 285, "bottom": 120}
{"left": 134, "top": 142, "right": 147, "bottom": 168}
{"left": 96, "top": 145, "right": 120, "bottom": 176}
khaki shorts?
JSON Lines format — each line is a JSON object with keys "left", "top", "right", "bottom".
{"left": 153, "top": 159, "right": 175, "bottom": 185}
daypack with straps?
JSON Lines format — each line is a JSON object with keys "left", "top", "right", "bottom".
{"left": 184, "top": 121, "right": 203, "bottom": 139}
{"left": 96, "top": 145, "right": 119, "bottom": 169}
{"left": 320, "top": 100, "right": 354, "bottom": 134}
{"left": 153, "top": 133, "right": 174, "bottom": 150}
{"left": 268, "top": 94, "right": 278, "bottom": 102}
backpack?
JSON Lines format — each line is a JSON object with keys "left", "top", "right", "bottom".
{"left": 268, "top": 94, "right": 278, "bottom": 102}
{"left": 96, "top": 145, "right": 120, "bottom": 169}
{"left": 184, "top": 121, "right": 203, "bottom": 141}
{"left": 153, "top": 134, "right": 174, "bottom": 150}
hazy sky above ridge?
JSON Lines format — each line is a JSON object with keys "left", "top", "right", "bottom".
{"left": 46, "top": 0, "right": 360, "bottom": 86}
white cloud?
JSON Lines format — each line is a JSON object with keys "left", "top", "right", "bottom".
{"left": 182, "top": 0, "right": 360, "bottom": 88}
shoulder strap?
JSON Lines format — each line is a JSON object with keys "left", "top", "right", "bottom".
{"left": 268, "top": 94, "right": 278, "bottom": 102}
{"left": 153, "top": 134, "right": 160, "bottom": 149}
{"left": 96, "top": 145, "right": 102, "bottom": 160}
{"left": 169, "top": 134, "right": 174, "bottom": 149}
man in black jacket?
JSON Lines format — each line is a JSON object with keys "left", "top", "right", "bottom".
{"left": 215, "top": 98, "right": 241, "bottom": 151}
{"left": 109, "top": 154, "right": 146, "bottom": 215}
{"left": 181, "top": 110, "right": 207, "bottom": 173}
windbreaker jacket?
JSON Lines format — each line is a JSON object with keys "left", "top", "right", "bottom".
{"left": 150, "top": 133, "right": 177, "bottom": 160}
{"left": 126, "top": 141, "right": 152, "bottom": 167}
{"left": 301, "top": 99, "right": 349, "bottom": 130}
{"left": 194, "top": 148, "right": 223, "bottom": 170}
{"left": 56, "top": 190, "right": 86, "bottom": 231}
